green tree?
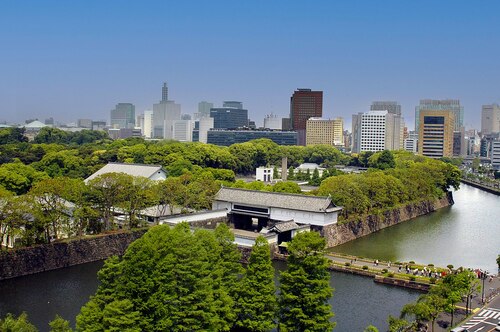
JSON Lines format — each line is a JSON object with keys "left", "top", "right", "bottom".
{"left": 287, "top": 166, "right": 295, "bottom": 180}
{"left": 387, "top": 315, "right": 414, "bottom": 332}
{"left": 401, "top": 293, "right": 446, "bottom": 332}
{"left": 364, "top": 325, "right": 379, "bottom": 332}
{"left": 309, "top": 168, "right": 321, "bottom": 186}
{"left": 368, "top": 150, "right": 396, "bottom": 170}
{"left": 273, "top": 166, "right": 279, "bottom": 179}
{"left": 49, "top": 315, "right": 73, "bottom": 332}
{"left": 272, "top": 181, "right": 301, "bottom": 194}
{"left": 77, "top": 223, "right": 237, "bottom": 331}
{"left": 235, "top": 236, "right": 277, "bottom": 331}
{"left": 0, "top": 312, "right": 38, "bottom": 332}
{"left": 279, "top": 231, "right": 335, "bottom": 332}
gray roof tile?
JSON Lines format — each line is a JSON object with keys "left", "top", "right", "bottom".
{"left": 214, "top": 187, "right": 340, "bottom": 212}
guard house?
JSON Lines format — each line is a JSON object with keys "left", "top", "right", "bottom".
{"left": 212, "top": 187, "right": 342, "bottom": 232}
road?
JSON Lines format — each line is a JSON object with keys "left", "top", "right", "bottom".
{"left": 453, "top": 294, "right": 500, "bottom": 332}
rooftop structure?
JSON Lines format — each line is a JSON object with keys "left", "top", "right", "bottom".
{"left": 84, "top": 162, "right": 167, "bottom": 183}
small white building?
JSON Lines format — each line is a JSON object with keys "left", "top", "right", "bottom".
{"left": 295, "top": 163, "right": 326, "bottom": 177}
{"left": 85, "top": 163, "right": 167, "bottom": 183}
{"left": 256, "top": 166, "right": 274, "bottom": 182}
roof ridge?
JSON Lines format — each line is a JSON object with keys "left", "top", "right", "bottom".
{"left": 221, "top": 186, "right": 330, "bottom": 200}
{"left": 108, "top": 162, "right": 163, "bottom": 168}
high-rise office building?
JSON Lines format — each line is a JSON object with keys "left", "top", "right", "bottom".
{"left": 415, "top": 99, "right": 463, "bottom": 132}
{"left": 418, "top": 110, "right": 455, "bottom": 158}
{"left": 290, "top": 89, "right": 323, "bottom": 145}
{"left": 481, "top": 104, "right": 500, "bottom": 135}
{"left": 172, "top": 120, "right": 193, "bottom": 142}
{"left": 210, "top": 103, "right": 248, "bottom": 129}
{"left": 223, "top": 101, "right": 243, "bottom": 109}
{"left": 194, "top": 101, "right": 214, "bottom": 120}
{"left": 351, "top": 111, "right": 404, "bottom": 153}
{"left": 110, "top": 103, "right": 135, "bottom": 129}
{"left": 152, "top": 82, "right": 181, "bottom": 139}
{"left": 137, "top": 110, "right": 153, "bottom": 138}
{"left": 305, "top": 117, "right": 344, "bottom": 146}
{"left": 263, "top": 114, "right": 283, "bottom": 130}
{"left": 370, "top": 101, "right": 402, "bottom": 115}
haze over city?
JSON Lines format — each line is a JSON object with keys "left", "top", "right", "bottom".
{"left": 1, "top": 0, "right": 499, "bottom": 129}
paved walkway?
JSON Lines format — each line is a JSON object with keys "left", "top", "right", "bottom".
{"left": 326, "top": 253, "right": 500, "bottom": 331}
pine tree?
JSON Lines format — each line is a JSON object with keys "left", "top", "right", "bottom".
{"left": 279, "top": 231, "right": 335, "bottom": 332}
{"left": 235, "top": 236, "right": 277, "bottom": 331}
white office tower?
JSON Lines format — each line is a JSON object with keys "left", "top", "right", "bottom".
{"left": 481, "top": 104, "right": 500, "bottom": 135}
{"left": 152, "top": 83, "right": 181, "bottom": 139}
{"left": 263, "top": 114, "right": 283, "bottom": 130}
{"left": 352, "top": 110, "right": 404, "bottom": 152}
{"left": 404, "top": 130, "right": 418, "bottom": 153}
{"left": 173, "top": 120, "right": 193, "bottom": 142}
{"left": 138, "top": 110, "right": 154, "bottom": 138}
{"left": 199, "top": 117, "right": 214, "bottom": 143}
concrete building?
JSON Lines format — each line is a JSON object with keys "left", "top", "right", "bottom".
{"left": 91, "top": 121, "right": 107, "bottom": 131}
{"left": 404, "top": 130, "right": 419, "bottom": 153}
{"left": 194, "top": 101, "right": 214, "bottom": 120}
{"left": 198, "top": 117, "right": 214, "bottom": 143}
{"left": 110, "top": 103, "right": 135, "bottom": 129}
{"left": 172, "top": 120, "right": 193, "bottom": 142}
{"left": 223, "top": 101, "right": 243, "bottom": 109}
{"left": 207, "top": 129, "right": 297, "bottom": 146}
{"left": 491, "top": 141, "right": 500, "bottom": 170}
{"left": 77, "top": 119, "right": 92, "bottom": 129}
{"left": 370, "top": 101, "right": 402, "bottom": 115}
{"left": 152, "top": 83, "right": 181, "bottom": 139}
{"left": 418, "top": 110, "right": 455, "bottom": 158}
{"left": 210, "top": 106, "right": 248, "bottom": 129}
{"left": 481, "top": 104, "right": 500, "bottom": 135}
{"left": 256, "top": 166, "right": 274, "bottom": 182}
{"left": 305, "top": 117, "right": 344, "bottom": 146}
{"left": 290, "top": 89, "right": 323, "bottom": 145}
{"left": 351, "top": 110, "right": 404, "bottom": 152}
{"left": 263, "top": 114, "right": 282, "bottom": 130}
{"left": 415, "top": 99, "right": 463, "bottom": 132}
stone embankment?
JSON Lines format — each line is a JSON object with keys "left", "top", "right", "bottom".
{"left": 0, "top": 230, "right": 147, "bottom": 281}
{"left": 321, "top": 192, "right": 454, "bottom": 247}
{"left": 460, "top": 179, "right": 500, "bottom": 196}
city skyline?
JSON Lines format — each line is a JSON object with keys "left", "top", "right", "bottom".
{"left": 1, "top": 1, "right": 499, "bottom": 130}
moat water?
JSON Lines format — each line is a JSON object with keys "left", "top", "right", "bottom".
{"left": 0, "top": 184, "right": 497, "bottom": 331}
{"left": 332, "top": 184, "right": 500, "bottom": 273}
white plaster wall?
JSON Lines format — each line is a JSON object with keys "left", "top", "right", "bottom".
{"left": 270, "top": 207, "right": 337, "bottom": 226}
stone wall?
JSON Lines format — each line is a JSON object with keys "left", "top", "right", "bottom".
{"left": 321, "top": 192, "right": 454, "bottom": 248}
{"left": 0, "top": 230, "right": 147, "bottom": 281}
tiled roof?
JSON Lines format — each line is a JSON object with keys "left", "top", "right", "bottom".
{"left": 85, "top": 163, "right": 164, "bottom": 183}
{"left": 269, "top": 221, "right": 300, "bottom": 233}
{"left": 214, "top": 187, "right": 341, "bottom": 213}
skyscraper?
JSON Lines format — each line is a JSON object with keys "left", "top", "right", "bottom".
{"left": 415, "top": 99, "right": 463, "bottom": 132}
{"left": 152, "top": 82, "right": 181, "bottom": 139}
{"left": 481, "top": 104, "right": 500, "bottom": 135}
{"left": 370, "top": 101, "right": 402, "bottom": 115}
{"left": 110, "top": 103, "right": 135, "bottom": 129}
{"left": 305, "top": 117, "right": 344, "bottom": 146}
{"left": 418, "top": 110, "right": 455, "bottom": 158}
{"left": 351, "top": 111, "right": 404, "bottom": 153}
{"left": 210, "top": 102, "right": 248, "bottom": 129}
{"left": 195, "top": 101, "right": 214, "bottom": 120}
{"left": 290, "top": 88, "right": 323, "bottom": 145}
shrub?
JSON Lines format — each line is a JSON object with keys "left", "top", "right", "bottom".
{"left": 409, "top": 261, "right": 415, "bottom": 264}
{"left": 429, "top": 277, "right": 436, "bottom": 284}
{"left": 447, "top": 264, "right": 454, "bottom": 270}
{"left": 427, "top": 264, "right": 434, "bottom": 267}
{"left": 388, "top": 273, "right": 394, "bottom": 278}
{"left": 382, "top": 268, "right": 388, "bottom": 273}
{"left": 344, "top": 262, "right": 351, "bottom": 267}
{"left": 362, "top": 265, "right": 369, "bottom": 270}
{"left": 409, "top": 276, "right": 416, "bottom": 281}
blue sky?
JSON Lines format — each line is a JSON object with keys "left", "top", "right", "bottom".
{"left": 1, "top": 0, "right": 499, "bottom": 130}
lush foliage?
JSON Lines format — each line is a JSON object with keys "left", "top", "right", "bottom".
{"left": 279, "top": 231, "right": 335, "bottom": 332}
{"left": 317, "top": 151, "right": 461, "bottom": 221}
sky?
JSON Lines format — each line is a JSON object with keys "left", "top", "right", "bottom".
{"left": 1, "top": 0, "right": 499, "bottom": 130}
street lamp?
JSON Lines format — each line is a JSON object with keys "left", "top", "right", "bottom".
{"left": 481, "top": 271, "right": 488, "bottom": 304}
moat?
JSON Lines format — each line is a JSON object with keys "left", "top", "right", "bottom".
{"left": 0, "top": 184, "right": 498, "bottom": 331}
